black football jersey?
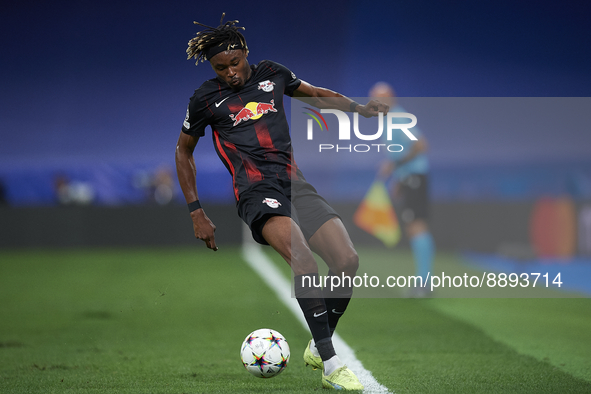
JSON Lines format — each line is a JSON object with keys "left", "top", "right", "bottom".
{"left": 182, "top": 60, "right": 305, "bottom": 200}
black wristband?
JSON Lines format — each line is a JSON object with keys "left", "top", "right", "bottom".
{"left": 188, "top": 200, "right": 202, "bottom": 212}
{"left": 349, "top": 101, "right": 360, "bottom": 112}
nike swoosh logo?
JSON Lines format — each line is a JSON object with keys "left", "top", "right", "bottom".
{"left": 332, "top": 309, "right": 344, "bottom": 315}
{"left": 215, "top": 97, "right": 229, "bottom": 107}
{"left": 313, "top": 311, "right": 327, "bottom": 318}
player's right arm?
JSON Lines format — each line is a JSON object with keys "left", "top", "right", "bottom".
{"left": 175, "top": 131, "right": 218, "bottom": 251}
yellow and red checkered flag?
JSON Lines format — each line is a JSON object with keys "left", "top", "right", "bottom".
{"left": 353, "top": 180, "right": 400, "bottom": 247}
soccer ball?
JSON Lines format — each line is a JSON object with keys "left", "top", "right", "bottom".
{"left": 240, "top": 328, "right": 290, "bottom": 378}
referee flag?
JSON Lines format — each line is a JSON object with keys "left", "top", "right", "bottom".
{"left": 353, "top": 180, "right": 400, "bottom": 247}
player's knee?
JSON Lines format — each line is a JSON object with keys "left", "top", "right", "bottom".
{"left": 290, "top": 245, "right": 320, "bottom": 276}
{"left": 291, "top": 256, "right": 318, "bottom": 276}
{"left": 346, "top": 250, "right": 360, "bottom": 274}
{"left": 335, "top": 249, "right": 359, "bottom": 276}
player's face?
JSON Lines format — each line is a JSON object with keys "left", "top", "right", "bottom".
{"left": 210, "top": 50, "right": 251, "bottom": 91}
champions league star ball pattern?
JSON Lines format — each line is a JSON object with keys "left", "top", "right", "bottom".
{"left": 240, "top": 328, "right": 290, "bottom": 378}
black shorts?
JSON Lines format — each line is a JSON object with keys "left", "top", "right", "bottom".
{"left": 236, "top": 178, "right": 340, "bottom": 245}
{"left": 396, "top": 174, "right": 429, "bottom": 224}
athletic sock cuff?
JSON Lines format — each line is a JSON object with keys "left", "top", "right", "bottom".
{"left": 315, "top": 338, "right": 337, "bottom": 361}
{"left": 322, "top": 270, "right": 354, "bottom": 298}
{"left": 294, "top": 273, "right": 322, "bottom": 298}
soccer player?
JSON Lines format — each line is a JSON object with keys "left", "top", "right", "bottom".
{"left": 175, "top": 15, "right": 388, "bottom": 390}
{"left": 371, "top": 82, "right": 435, "bottom": 297}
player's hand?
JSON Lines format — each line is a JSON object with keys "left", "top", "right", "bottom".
{"left": 190, "top": 209, "right": 218, "bottom": 251}
{"left": 357, "top": 99, "right": 389, "bottom": 118}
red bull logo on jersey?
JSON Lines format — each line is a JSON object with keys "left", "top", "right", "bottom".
{"left": 258, "top": 80, "right": 275, "bottom": 92}
{"left": 229, "top": 100, "right": 277, "bottom": 126}
{"left": 262, "top": 197, "right": 281, "bottom": 208}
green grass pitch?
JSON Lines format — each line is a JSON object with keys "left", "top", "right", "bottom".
{"left": 0, "top": 247, "right": 590, "bottom": 393}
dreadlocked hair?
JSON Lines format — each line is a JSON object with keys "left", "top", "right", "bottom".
{"left": 187, "top": 13, "right": 248, "bottom": 65}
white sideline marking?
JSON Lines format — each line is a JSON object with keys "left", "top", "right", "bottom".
{"left": 241, "top": 228, "right": 392, "bottom": 393}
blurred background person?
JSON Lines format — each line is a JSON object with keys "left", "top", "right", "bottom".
{"left": 370, "top": 82, "right": 435, "bottom": 297}
{"left": 53, "top": 173, "right": 95, "bottom": 206}
{"left": 132, "top": 164, "right": 177, "bottom": 205}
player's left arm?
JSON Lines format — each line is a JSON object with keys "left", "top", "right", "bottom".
{"left": 293, "top": 80, "right": 389, "bottom": 118}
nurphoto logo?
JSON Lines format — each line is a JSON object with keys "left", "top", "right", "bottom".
{"left": 303, "top": 109, "right": 418, "bottom": 153}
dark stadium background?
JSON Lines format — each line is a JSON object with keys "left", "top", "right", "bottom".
{"left": 1, "top": 0, "right": 590, "bottom": 263}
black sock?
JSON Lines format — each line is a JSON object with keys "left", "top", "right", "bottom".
{"left": 322, "top": 270, "right": 353, "bottom": 336}
{"left": 294, "top": 273, "right": 336, "bottom": 361}
{"left": 315, "top": 338, "right": 336, "bottom": 362}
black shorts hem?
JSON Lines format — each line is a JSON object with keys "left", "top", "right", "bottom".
{"left": 237, "top": 179, "right": 340, "bottom": 245}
